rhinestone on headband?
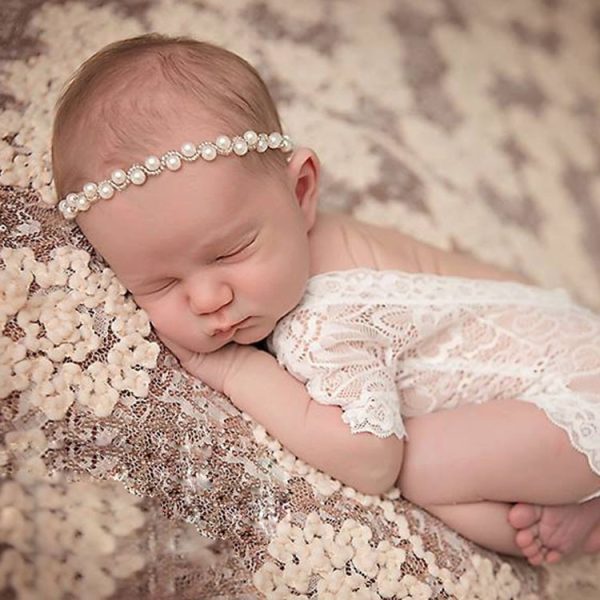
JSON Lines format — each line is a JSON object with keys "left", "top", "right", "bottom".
{"left": 57, "top": 130, "right": 293, "bottom": 220}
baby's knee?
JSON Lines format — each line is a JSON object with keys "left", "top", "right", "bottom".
{"left": 378, "top": 435, "right": 404, "bottom": 495}
{"left": 362, "top": 434, "right": 404, "bottom": 496}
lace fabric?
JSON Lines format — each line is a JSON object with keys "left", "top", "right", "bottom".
{"left": 269, "top": 268, "right": 600, "bottom": 477}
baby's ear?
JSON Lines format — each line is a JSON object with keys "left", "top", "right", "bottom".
{"left": 286, "top": 147, "right": 320, "bottom": 231}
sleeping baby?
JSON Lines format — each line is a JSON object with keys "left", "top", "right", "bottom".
{"left": 51, "top": 33, "right": 600, "bottom": 566}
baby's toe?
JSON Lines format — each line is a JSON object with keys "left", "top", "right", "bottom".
{"left": 508, "top": 503, "right": 542, "bottom": 530}
{"left": 515, "top": 524, "right": 539, "bottom": 548}
{"left": 521, "top": 538, "right": 543, "bottom": 558}
{"left": 528, "top": 547, "right": 547, "bottom": 566}
{"left": 545, "top": 549, "right": 563, "bottom": 564}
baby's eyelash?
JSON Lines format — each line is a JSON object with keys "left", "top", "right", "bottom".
{"left": 216, "top": 237, "right": 256, "bottom": 260}
{"left": 153, "top": 280, "right": 176, "bottom": 292}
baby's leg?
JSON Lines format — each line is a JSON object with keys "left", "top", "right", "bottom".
{"left": 398, "top": 399, "right": 599, "bottom": 506}
{"left": 397, "top": 399, "right": 600, "bottom": 561}
{"left": 424, "top": 501, "right": 521, "bottom": 557}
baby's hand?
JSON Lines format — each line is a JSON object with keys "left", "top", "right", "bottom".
{"left": 157, "top": 332, "right": 259, "bottom": 393}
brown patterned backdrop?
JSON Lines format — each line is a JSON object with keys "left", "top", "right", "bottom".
{"left": 2, "top": 1, "right": 600, "bottom": 598}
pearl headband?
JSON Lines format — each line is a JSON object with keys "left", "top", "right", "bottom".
{"left": 57, "top": 130, "right": 293, "bottom": 220}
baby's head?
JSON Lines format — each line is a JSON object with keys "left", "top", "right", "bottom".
{"left": 51, "top": 34, "right": 320, "bottom": 353}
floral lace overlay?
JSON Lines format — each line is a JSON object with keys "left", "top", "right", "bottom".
{"left": 270, "top": 268, "right": 600, "bottom": 477}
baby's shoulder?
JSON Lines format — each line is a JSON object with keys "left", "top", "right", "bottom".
{"left": 308, "top": 212, "right": 425, "bottom": 277}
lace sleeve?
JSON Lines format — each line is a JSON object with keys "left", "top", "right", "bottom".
{"left": 268, "top": 307, "right": 406, "bottom": 440}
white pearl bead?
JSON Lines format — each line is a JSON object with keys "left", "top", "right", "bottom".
{"left": 58, "top": 200, "right": 68, "bottom": 213}
{"left": 233, "top": 138, "right": 248, "bottom": 156}
{"left": 129, "top": 168, "right": 146, "bottom": 185}
{"left": 111, "top": 169, "right": 127, "bottom": 185}
{"left": 76, "top": 195, "right": 90, "bottom": 210}
{"left": 256, "top": 137, "right": 268, "bottom": 153}
{"left": 215, "top": 135, "right": 232, "bottom": 152}
{"left": 83, "top": 182, "right": 97, "bottom": 198}
{"left": 243, "top": 130, "right": 258, "bottom": 145}
{"left": 200, "top": 145, "right": 217, "bottom": 161}
{"left": 181, "top": 142, "right": 196, "bottom": 158}
{"left": 165, "top": 154, "right": 181, "bottom": 171}
{"left": 98, "top": 182, "right": 114, "bottom": 199}
{"left": 281, "top": 136, "right": 293, "bottom": 152}
{"left": 144, "top": 155, "right": 161, "bottom": 171}
{"left": 268, "top": 132, "right": 282, "bottom": 148}
{"left": 66, "top": 192, "right": 78, "bottom": 207}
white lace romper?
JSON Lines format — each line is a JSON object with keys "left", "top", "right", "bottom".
{"left": 267, "top": 268, "right": 600, "bottom": 502}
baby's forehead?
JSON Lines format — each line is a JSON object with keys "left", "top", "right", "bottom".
{"left": 81, "top": 154, "right": 267, "bottom": 231}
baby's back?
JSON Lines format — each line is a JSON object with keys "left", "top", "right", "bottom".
{"left": 309, "top": 212, "right": 530, "bottom": 285}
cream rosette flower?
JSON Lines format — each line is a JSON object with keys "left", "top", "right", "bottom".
{"left": 1, "top": 247, "right": 159, "bottom": 420}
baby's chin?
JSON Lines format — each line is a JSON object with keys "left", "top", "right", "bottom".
{"left": 233, "top": 318, "right": 276, "bottom": 343}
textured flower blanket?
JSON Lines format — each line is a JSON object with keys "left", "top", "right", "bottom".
{"left": 2, "top": 1, "right": 600, "bottom": 598}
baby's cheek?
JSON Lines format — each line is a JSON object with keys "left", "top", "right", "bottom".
{"left": 138, "top": 299, "right": 177, "bottom": 337}
{"left": 147, "top": 314, "right": 170, "bottom": 340}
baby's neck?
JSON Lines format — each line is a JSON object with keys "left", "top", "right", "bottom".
{"left": 307, "top": 211, "right": 365, "bottom": 277}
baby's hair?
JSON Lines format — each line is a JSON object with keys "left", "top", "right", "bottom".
{"left": 51, "top": 33, "right": 287, "bottom": 201}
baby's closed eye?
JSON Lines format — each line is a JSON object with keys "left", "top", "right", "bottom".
{"left": 215, "top": 236, "right": 257, "bottom": 261}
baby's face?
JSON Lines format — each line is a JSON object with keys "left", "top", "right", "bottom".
{"left": 77, "top": 153, "right": 314, "bottom": 353}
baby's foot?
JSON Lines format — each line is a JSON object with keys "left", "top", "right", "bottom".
{"left": 507, "top": 498, "right": 600, "bottom": 565}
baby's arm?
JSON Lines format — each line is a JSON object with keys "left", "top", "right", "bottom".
{"left": 225, "top": 348, "right": 404, "bottom": 494}
{"left": 161, "top": 336, "right": 404, "bottom": 495}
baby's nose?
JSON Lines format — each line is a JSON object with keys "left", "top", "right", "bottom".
{"left": 187, "top": 280, "right": 233, "bottom": 315}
